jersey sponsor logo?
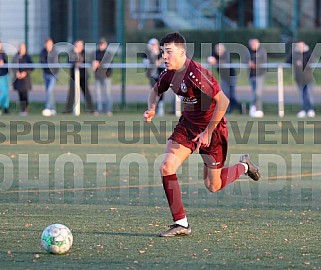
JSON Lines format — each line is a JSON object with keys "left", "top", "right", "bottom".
{"left": 178, "top": 95, "right": 197, "bottom": 104}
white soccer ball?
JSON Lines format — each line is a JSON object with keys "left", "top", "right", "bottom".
{"left": 41, "top": 224, "right": 73, "bottom": 254}
{"left": 42, "top": 109, "right": 52, "bottom": 117}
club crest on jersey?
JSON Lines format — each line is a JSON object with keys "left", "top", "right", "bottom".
{"left": 180, "top": 82, "right": 187, "bottom": 93}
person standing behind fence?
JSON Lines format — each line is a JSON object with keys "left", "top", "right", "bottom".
{"left": 91, "top": 38, "right": 113, "bottom": 116}
{"left": 40, "top": 37, "right": 60, "bottom": 116}
{"left": 286, "top": 41, "right": 316, "bottom": 118}
{"left": 0, "top": 41, "right": 10, "bottom": 114}
{"left": 64, "top": 39, "right": 95, "bottom": 113}
{"left": 208, "top": 43, "right": 242, "bottom": 114}
{"left": 245, "top": 38, "right": 267, "bottom": 118}
{"left": 145, "top": 38, "right": 165, "bottom": 116}
{"left": 12, "top": 42, "right": 34, "bottom": 116}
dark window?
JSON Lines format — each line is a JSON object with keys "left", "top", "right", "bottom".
{"left": 50, "top": 0, "right": 116, "bottom": 43}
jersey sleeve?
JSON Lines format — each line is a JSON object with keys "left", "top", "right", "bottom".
{"left": 188, "top": 64, "right": 221, "bottom": 99}
{"left": 152, "top": 69, "right": 172, "bottom": 96}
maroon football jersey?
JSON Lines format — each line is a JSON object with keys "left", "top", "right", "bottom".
{"left": 154, "top": 58, "right": 227, "bottom": 129}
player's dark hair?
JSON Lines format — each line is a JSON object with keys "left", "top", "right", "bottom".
{"left": 160, "top": 32, "right": 186, "bottom": 50}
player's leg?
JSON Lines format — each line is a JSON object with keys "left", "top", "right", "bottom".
{"left": 95, "top": 79, "right": 102, "bottom": 113}
{"left": 47, "top": 75, "right": 57, "bottom": 111}
{"left": 203, "top": 163, "right": 245, "bottom": 192}
{"left": 203, "top": 166, "right": 222, "bottom": 192}
{"left": 159, "top": 139, "right": 192, "bottom": 237}
{"left": 255, "top": 75, "right": 264, "bottom": 115}
{"left": 201, "top": 128, "right": 260, "bottom": 192}
{"left": 105, "top": 77, "right": 113, "bottom": 115}
{"left": 81, "top": 77, "right": 94, "bottom": 112}
{"left": 64, "top": 78, "right": 75, "bottom": 113}
{"left": 160, "top": 139, "right": 191, "bottom": 176}
{"left": 249, "top": 77, "right": 257, "bottom": 116}
{"left": 203, "top": 154, "right": 260, "bottom": 193}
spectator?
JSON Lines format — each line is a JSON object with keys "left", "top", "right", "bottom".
{"left": 245, "top": 38, "right": 267, "bottom": 118}
{"left": 286, "top": 41, "right": 316, "bottom": 118}
{"left": 40, "top": 37, "right": 60, "bottom": 116}
{"left": 91, "top": 38, "right": 113, "bottom": 116}
{"left": 145, "top": 38, "right": 165, "bottom": 116}
{"left": 12, "top": 42, "right": 34, "bottom": 116}
{"left": 64, "top": 39, "right": 95, "bottom": 113}
{"left": 208, "top": 43, "right": 242, "bottom": 114}
{"left": 0, "top": 41, "right": 10, "bottom": 114}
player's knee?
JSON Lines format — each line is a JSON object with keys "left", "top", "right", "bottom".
{"left": 160, "top": 160, "right": 174, "bottom": 175}
{"left": 207, "top": 185, "right": 221, "bottom": 193}
{"left": 205, "top": 180, "right": 221, "bottom": 193}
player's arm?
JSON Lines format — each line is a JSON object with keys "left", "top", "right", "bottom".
{"left": 193, "top": 91, "right": 229, "bottom": 151}
{"left": 143, "top": 89, "right": 160, "bottom": 122}
{"left": 144, "top": 69, "right": 169, "bottom": 122}
{"left": 207, "top": 90, "right": 229, "bottom": 133}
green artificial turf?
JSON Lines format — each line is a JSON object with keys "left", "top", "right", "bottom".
{"left": 0, "top": 113, "right": 320, "bottom": 269}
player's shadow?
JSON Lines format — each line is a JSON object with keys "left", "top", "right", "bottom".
{"left": 94, "top": 231, "right": 156, "bottom": 237}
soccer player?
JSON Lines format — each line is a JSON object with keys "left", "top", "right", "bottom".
{"left": 143, "top": 32, "right": 261, "bottom": 237}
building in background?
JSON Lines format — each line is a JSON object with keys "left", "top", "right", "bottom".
{"left": 50, "top": 0, "right": 116, "bottom": 44}
{"left": 0, "top": 0, "right": 320, "bottom": 54}
{"left": 0, "top": 0, "right": 116, "bottom": 54}
{"left": 0, "top": 0, "right": 49, "bottom": 54}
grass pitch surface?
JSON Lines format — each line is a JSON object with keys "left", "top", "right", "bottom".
{"left": 0, "top": 113, "right": 320, "bottom": 269}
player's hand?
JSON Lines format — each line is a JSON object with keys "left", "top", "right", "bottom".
{"left": 249, "top": 61, "right": 256, "bottom": 68}
{"left": 92, "top": 60, "right": 99, "bottom": 71}
{"left": 192, "top": 129, "right": 212, "bottom": 152}
{"left": 20, "top": 71, "right": 27, "bottom": 79}
{"left": 16, "top": 72, "right": 27, "bottom": 79}
{"left": 207, "top": 56, "right": 217, "bottom": 65}
{"left": 143, "top": 110, "right": 155, "bottom": 123}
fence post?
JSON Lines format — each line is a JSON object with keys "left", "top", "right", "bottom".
{"left": 277, "top": 64, "right": 284, "bottom": 117}
{"left": 73, "top": 67, "right": 81, "bottom": 116}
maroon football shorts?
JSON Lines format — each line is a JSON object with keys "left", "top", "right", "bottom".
{"left": 169, "top": 117, "right": 228, "bottom": 169}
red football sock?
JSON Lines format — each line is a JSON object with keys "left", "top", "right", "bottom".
{"left": 162, "top": 174, "right": 186, "bottom": 222}
{"left": 219, "top": 163, "right": 245, "bottom": 190}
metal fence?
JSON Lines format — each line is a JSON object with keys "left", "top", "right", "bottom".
{"left": 4, "top": 62, "right": 321, "bottom": 117}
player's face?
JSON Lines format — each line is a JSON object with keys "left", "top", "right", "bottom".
{"left": 161, "top": 43, "right": 185, "bottom": 70}
{"left": 215, "top": 44, "right": 226, "bottom": 56}
{"left": 74, "top": 41, "right": 84, "bottom": 53}
{"left": 46, "top": 39, "right": 54, "bottom": 51}
{"left": 296, "top": 41, "right": 305, "bottom": 52}
{"left": 250, "top": 39, "right": 260, "bottom": 51}
{"left": 99, "top": 41, "right": 107, "bottom": 50}
{"left": 19, "top": 43, "right": 27, "bottom": 55}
